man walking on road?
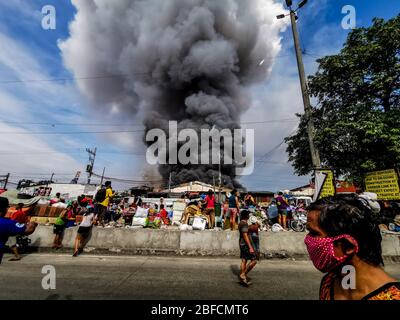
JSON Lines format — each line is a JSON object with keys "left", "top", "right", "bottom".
{"left": 0, "top": 197, "right": 37, "bottom": 264}
{"left": 238, "top": 210, "right": 257, "bottom": 286}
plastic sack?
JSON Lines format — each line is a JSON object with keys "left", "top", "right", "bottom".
{"left": 267, "top": 205, "right": 279, "bottom": 219}
{"left": 38, "top": 199, "right": 50, "bottom": 206}
{"left": 359, "top": 192, "right": 380, "bottom": 214}
{"left": 52, "top": 202, "right": 68, "bottom": 208}
{"left": 131, "top": 217, "right": 148, "bottom": 227}
{"left": 271, "top": 223, "right": 284, "bottom": 232}
{"left": 135, "top": 207, "right": 149, "bottom": 218}
{"left": 192, "top": 217, "right": 206, "bottom": 230}
{"left": 249, "top": 216, "right": 258, "bottom": 225}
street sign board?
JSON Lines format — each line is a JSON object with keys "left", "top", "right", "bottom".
{"left": 314, "top": 169, "right": 336, "bottom": 201}
{"left": 365, "top": 169, "right": 400, "bottom": 200}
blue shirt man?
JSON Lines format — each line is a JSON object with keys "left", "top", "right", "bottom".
{"left": 0, "top": 197, "right": 37, "bottom": 264}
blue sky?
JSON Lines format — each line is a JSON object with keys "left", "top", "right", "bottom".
{"left": 0, "top": 0, "right": 399, "bottom": 191}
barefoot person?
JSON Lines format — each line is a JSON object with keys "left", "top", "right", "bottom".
{"left": 73, "top": 206, "right": 96, "bottom": 257}
{"left": 238, "top": 210, "right": 257, "bottom": 286}
{"left": 0, "top": 197, "right": 37, "bottom": 264}
{"left": 305, "top": 194, "right": 400, "bottom": 300}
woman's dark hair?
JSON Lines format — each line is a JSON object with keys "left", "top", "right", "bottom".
{"left": 160, "top": 204, "right": 164, "bottom": 210}
{"left": 0, "top": 197, "right": 9, "bottom": 216}
{"left": 231, "top": 189, "right": 237, "bottom": 195}
{"left": 84, "top": 206, "right": 94, "bottom": 216}
{"left": 240, "top": 209, "right": 250, "bottom": 220}
{"left": 307, "top": 194, "right": 383, "bottom": 266}
{"left": 207, "top": 189, "right": 213, "bottom": 196}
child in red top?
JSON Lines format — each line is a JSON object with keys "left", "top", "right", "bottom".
{"left": 158, "top": 204, "right": 170, "bottom": 225}
{"left": 11, "top": 203, "right": 27, "bottom": 224}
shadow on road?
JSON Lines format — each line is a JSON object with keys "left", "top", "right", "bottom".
{"left": 230, "top": 264, "right": 240, "bottom": 277}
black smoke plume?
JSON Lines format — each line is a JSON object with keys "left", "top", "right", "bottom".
{"left": 60, "top": 0, "right": 285, "bottom": 188}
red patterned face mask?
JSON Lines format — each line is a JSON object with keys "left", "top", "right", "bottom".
{"left": 304, "top": 234, "right": 359, "bottom": 273}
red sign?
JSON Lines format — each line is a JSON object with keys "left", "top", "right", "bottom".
{"left": 335, "top": 181, "right": 357, "bottom": 193}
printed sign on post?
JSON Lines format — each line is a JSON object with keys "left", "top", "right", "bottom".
{"left": 365, "top": 169, "right": 400, "bottom": 200}
{"left": 314, "top": 169, "right": 336, "bottom": 201}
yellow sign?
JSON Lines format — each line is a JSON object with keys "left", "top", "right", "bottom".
{"left": 319, "top": 170, "right": 335, "bottom": 199}
{"left": 365, "top": 169, "right": 400, "bottom": 200}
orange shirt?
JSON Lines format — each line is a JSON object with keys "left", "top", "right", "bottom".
{"left": 11, "top": 210, "right": 27, "bottom": 224}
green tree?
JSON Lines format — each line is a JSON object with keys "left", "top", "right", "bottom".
{"left": 285, "top": 15, "right": 400, "bottom": 184}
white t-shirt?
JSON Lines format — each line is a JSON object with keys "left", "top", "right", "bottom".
{"left": 79, "top": 213, "right": 95, "bottom": 227}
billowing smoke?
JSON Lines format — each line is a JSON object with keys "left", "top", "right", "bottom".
{"left": 60, "top": 0, "right": 285, "bottom": 188}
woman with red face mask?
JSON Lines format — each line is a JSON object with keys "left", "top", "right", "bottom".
{"left": 305, "top": 194, "right": 399, "bottom": 300}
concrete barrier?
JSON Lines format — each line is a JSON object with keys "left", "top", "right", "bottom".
{"left": 9, "top": 226, "right": 400, "bottom": 258}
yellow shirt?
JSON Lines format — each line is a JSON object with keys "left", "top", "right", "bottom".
{"left": 99, "top": 188, "right": 113, "bottom": 207}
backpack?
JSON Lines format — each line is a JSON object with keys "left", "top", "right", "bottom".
{"left": 95, "top": 188, "right": 107, "bottom": 203}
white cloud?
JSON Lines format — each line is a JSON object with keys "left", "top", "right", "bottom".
{"left": 0, "top": 1, "right": 42, "bottom": 23}
{"left": 0, "top": 122, "right": 82, "bottom": 180}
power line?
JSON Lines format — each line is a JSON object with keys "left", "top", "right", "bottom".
{"left": 0, "top": 73, "right": 140, "bottom": 84}
{"left": 0, "top": 129, "right": 145, "bottom": 135}
{"left": 0, "top": 118, "right": 298, "bottom": 127}
{"left": 0, "top": 118, "right": 299, "bottom": 135}
{"left": 0, "top": 54, "right": 294, "bottom": 85}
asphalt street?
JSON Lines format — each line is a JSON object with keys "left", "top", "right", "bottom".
{"left": 0, "top": 254, "right": 399, "bottom": 300}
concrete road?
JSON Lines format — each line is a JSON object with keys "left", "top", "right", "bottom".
{"left": 0, "top": 254, "right": 399, "bottom": 300}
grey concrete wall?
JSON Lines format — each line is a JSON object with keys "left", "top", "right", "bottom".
{"left": 10, "top": 226, "right": 400, "bottom": 258}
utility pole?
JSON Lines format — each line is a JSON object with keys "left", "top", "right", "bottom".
{"left": 85, "top": 147, "right": 97, "bottom": 185}
{"left": 277, "top": 0, "right": 321, "bottom": 168}
{"left": 3, "top": 173, "right": 9, "bottom": 189}
{"left": 218, "top": 151, "right": 222, "bottom": 204}
{"left": 213, "top": 175, "right": 216, "bottom": 199}
{"left": 168, "top": 172, "right": 172, "bottom": 194}
{"left": 100, "top": 167, "right": 106, "bottom": 186}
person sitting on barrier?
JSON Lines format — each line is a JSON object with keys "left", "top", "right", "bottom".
{"left": 158, "top": 204, "right": 170, "bottom": 226}
{"left": 305, "top": 194, "right": 400, "bottom": 300}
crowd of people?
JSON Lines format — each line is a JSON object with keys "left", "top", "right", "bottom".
{"left": 0, "top": 184, "right": 399, "bottom": 299}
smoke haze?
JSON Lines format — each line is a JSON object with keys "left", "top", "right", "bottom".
{"left": 60, "top": 0, "right": 286, "bottom": 188}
